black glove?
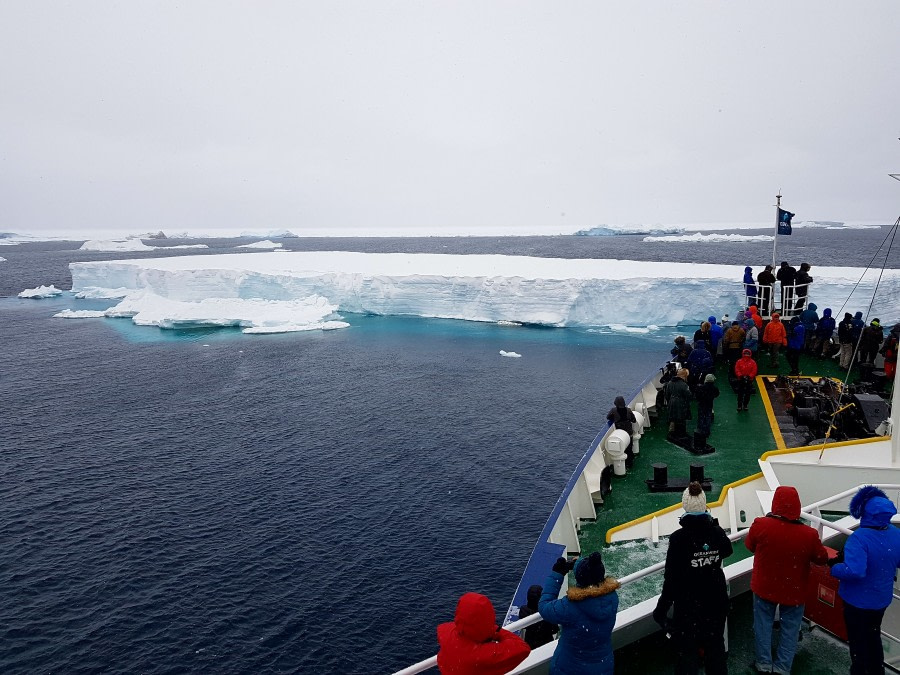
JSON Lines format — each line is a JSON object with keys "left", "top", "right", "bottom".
{"left": 552, "top": 557, "right": 577, "bottom": 575}
{"left": 652, "top": 606, "right": 668, "bottom": 629}
{"left": 827, "top": 550, "right": 844, "bottom": 568}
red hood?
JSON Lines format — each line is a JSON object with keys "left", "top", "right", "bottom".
{"left": 453, "top": 592, "right": 497, "bottom": 642}
{"left": 771, "top": 486, "right": 801, "bottom": 520}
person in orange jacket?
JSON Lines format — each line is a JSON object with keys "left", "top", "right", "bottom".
{"left": 747, "top": 305, "right": 764, "bottom": 330}
{"left": 762, "top": 312, "right": 788, "bottom": 368}
{"left": 437, "top": 592, "right": 530, "bottom": 675}
{"left": 734, "top": 349, "right": 758, "bottom": 411}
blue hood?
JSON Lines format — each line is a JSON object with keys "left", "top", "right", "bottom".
{"left": 823, "top": 308, "right": 832, "bottom": 318}
{"left": 854, "top": 311, "right": 863, "bottom": 320}
{"left": 808, "top": 303, "right": 817, "bottom": 311}
{"left": 708, "top": 315, "right": 717, "bottom": 323}
{"left": 861, "top": 497, "right": 897, "bottom": 528}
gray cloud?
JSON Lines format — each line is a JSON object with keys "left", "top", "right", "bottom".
{"left": 2, "top": 1, "right": 899, "bottom": 235}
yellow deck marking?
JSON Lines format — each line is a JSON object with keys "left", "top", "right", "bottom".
{"left": 605, "top": 472, "right": 764, "bottom": 543}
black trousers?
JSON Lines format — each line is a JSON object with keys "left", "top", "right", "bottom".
{"left": 786, "top": 347, "right": 801, "bottom": 374}
{"left": 736, "top": 377, "right": 754, "bottom": 408}
{"left": 844, "top": 601, "right": 886, "bottom": 675}
{"left": 674, "top": 618, "right": 727, "bottom": 675}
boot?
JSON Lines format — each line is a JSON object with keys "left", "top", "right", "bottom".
{"left": 693, "top": 432, "right": 716, "bottom": 455}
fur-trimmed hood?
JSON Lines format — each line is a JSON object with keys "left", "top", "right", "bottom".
{"left": 566, "top": 577, "right": 620, "bottom": 601}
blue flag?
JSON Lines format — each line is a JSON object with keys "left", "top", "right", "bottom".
{"left": 777, "top": 207, "right": 794, "bottom": 235}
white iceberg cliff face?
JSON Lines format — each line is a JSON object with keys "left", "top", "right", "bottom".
{"left": 68, "top": 251, "right": 900, "bottom": 330}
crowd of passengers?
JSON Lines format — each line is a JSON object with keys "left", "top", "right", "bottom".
{"left": 661, "top": 297, "right": 898, "bottom": 454}
{"left": 434, "top": 484, "right": 900, "bottom": 675}
{"left": 433, "top": 267, "right": 900, "bottom": 675}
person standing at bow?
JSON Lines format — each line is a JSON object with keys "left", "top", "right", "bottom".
{"left": 745, "top": 486, "right": 828, "bottom": 675}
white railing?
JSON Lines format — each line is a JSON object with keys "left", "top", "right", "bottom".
{"left": 393, "top": 483, "right": 900, "bottom": 675}
{"left": 743, "top": 281, "right": 811, "bottom": 320}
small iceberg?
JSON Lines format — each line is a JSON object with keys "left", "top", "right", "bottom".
{"left": 500, "top": 350, "right": 522, "bottom": 358}
{"left": 19, "top": 285, "right": 64, "bottom": 299}
{"left": 53, "top": 309, "right": 107, "bottom": 319}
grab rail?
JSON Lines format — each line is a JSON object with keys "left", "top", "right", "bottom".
{"left": 394, "top": 484, "right": 900, "bottom": 674}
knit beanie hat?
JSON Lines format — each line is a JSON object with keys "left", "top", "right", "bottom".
{"left": 704, "top": 373, "right": 716, "bottom": 383}
{"left": 682, "top": 481, "right": 707, "bottom": 514}
{"left": 573, "top": 552, "right": 606, "bottom": 588}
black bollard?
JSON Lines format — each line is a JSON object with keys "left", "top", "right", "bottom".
{"left": 690, "top": 464, "right": 705, "bottom": 483}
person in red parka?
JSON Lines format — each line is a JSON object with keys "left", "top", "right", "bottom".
{"left": 437, "top": 592, "right": 530, "bottom": 675}
{"left": 734, "top": 349, "right": 758, "bottom": 411}
{"left": 745, "top": 486, "right": 828, "bottom": 674}
{"left": 762, "top": 312, "right": 788, "bottom": 368}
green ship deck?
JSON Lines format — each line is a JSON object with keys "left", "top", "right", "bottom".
{"left": 582, "top": 351, "right": 862, "bottom": 673}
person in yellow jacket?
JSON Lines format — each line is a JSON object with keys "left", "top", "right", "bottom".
{"left": 762, "top": 313, "right": 788, "bottom": 368}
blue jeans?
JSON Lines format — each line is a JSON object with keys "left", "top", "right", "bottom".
{"left": 753, "top": 594, "right": 805, "bottom": 674}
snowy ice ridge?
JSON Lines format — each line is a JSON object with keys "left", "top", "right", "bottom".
{"left": 67, "top": 251, "right": 900, "bottom": 333}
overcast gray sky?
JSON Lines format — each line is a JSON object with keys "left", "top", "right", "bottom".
{"left": 2, "top": 1, "right": 899, "bottom": 235}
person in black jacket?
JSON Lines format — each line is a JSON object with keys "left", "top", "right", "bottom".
{"left": 776, "top": 261, "right": 797, "bottom": 312}
{"left": 693, "top": 374, "right": 719, "bottom": 455}
{"left": 654, "top": 482, "right": 733, "bottom": 675}
{"left": 607, "top": 395, "right": 637, "bottom": 466}
{"left": 518, "top": 584, "right": 558, "bottom": 649}
{"left": 756, "top": 265, "right": 776, "bottom": 315}
{"left": 794, "top": 263, "right": 813, "bottom": 311}
{"left": 837, "top": 312, "right": 855, "bottom": 370}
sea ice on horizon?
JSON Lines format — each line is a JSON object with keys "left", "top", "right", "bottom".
{"left": 499, "top": 350, "right": 522, "bottom": 358}
{"left": 236, "top": 240, "right": 282, "bottom": 249}
{"left": 19, "top": 285, "right": 64, "bottom": 299}
{"left": 643, "top": 232, "right": 773, "bottom": 243}
{"left": 80, "top": 239, "right": 155, "bottom": 252}
{"left": 67, "top": 251, "right": 900, "bottom": 330}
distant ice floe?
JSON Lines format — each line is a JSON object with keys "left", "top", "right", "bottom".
{"left": 53, "top": 309, "right": 107, "bottom": 319}
{"left": 575, "top": 225, "right": 684, "bottom": 237}
{"left": 499, "top": 350, "right": 522, "bottom": 358}
{"left": 19, "top": 285, "right": 64, "bottom": 299}
{"left": 0, "top": 257, "right": 6, "bottom": 262}
{"left": 79, "top": 239, "right": 154, "bottom": 252}
{"left": 236, "top": 240, "right": 283, "bottom": 250}
{"left": 793, "top": 221, "right": 882, "bottom": 230}
{"left": 643, "top": 232, "right": 773, "bottom": 243}
{"left": 159, "top": 244, "right": 209, "bottom": 249}
{"left": 239, "top": 230, "right": 298, "bottom": 239}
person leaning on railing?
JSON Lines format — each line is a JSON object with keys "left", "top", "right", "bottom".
{"left": 828, "top": 486, "right": 900, "bottom": 675}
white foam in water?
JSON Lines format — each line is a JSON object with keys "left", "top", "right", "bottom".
{"left": 19, "top": 284, "right": 64, "bottom": 299}
{"left": 63, "top": 251, "right": 900, "bottom": 331}
{"left": 499, "top": 350, "right": 522, "bottom": 358}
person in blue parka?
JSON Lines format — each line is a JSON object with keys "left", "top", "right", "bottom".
{"left": 785, "top": 317, "right": 806, "bottom": 376}
{"left": 539, "top": 552, "right": 619, "bottom": 675}
{"left": 685, "top": 340, "right": 714, "bottom": 388}
{"left": 707, "top": 316, "right": 724, "bottom": 359}
{"left": 828, "top": 486, "right": 900, "bottom": 675}
{"left": 812, "top": 307, "right": 835, "bottom": 357}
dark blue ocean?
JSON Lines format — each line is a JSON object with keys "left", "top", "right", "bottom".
{"left": 1, "top": 227, "right": 896, "bottom": 674}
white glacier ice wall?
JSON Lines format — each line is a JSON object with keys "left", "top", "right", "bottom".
{"left": 69, "top": 251, "right": 900, "bottom": 330}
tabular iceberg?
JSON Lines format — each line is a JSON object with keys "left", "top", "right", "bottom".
{"left": 68, "top": 251, "right": 900, "bottom": 331}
